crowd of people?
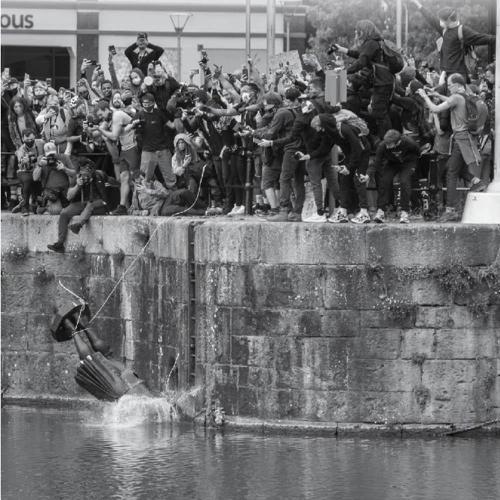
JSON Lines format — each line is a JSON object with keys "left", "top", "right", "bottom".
{"left": 1, "top": 4, "right": 496, "bottom": 252}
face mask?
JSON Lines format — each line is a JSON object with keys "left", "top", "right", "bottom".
{"left": 113, "top": 100, "right": 122, "bottom": 108}
{"left": 143, "top": 103, "right": 154, "bottom": 112}
{"left": 241, "top": 92, "right": 251, "bottom": 103}
{"left": 24, "top": 140, "right": 35, "bottom": 148}
{"left": 79, "top": 91, "right": 89, "bottom": 100}
{"left": 131, "top": 77, "right": 141, "bottom": 86}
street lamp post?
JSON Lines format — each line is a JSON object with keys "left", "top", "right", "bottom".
{"left": 169, "top": 12, "right": 191, "bottom": 81}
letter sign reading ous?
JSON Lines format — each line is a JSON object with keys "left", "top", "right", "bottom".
{"left": 1, "top": 14, "right": 34, "bottom": 29}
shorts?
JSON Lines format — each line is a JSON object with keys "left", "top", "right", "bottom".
{"left": 261, "top": 154, "right": 282, "bottom": 190}
{"left": 118, "top": 147, "right": 140, "bottom": 174}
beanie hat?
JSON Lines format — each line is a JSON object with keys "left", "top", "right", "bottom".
{"left": 284, "top": 86, "right": 301, "bottom": 101}
{"left": 263, "top": 91, "right": 282, "bottom": 107}
{"left": 44, "top": 142, "right": 57, "bottom": 156}
{"left": 409, "top": 79, "right": 424, "bottom": 95}
{"left": 438, "top": 7, "right": 457, "bottom": 22}
{"left": 141, "top": 92, "right": 155, "bottom": 102}
{"left": 399, "top": 66, "right": 416, "bottom": 88}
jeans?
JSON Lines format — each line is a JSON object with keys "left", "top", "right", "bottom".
{"left": 279, "top": 149, "right": 306, "bottom": 213}
{"left": 306, "top": 156, "right": 339, "bottom": 214}
{"left": 140, "top": 149, "right": 176, "bottom": 187}
{"left": 376, "top": 161, "right": 416, "bottom": 212}
{"left": 57, "top": 199, "right": 108, "bottom": 244}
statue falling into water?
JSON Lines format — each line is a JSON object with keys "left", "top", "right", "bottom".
{"left": 51, "top": 302, "right": 151, "bottom": 401}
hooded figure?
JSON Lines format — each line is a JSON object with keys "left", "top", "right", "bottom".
{"left": 172, "top": 133, "right": 203, "bottom": 191}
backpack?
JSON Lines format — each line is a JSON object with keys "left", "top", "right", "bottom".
{"left": 378, "top": 40, "right": 404, "bottom": 74}
{"left": 334, "top": 109, "right": 369, "bottom": 137}
{"left": 457, "top": 92, "right": 482, "bottom": 134}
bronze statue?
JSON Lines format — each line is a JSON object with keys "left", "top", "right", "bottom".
{"left": 51, "top": 302, "right": 150, "bottom": 401}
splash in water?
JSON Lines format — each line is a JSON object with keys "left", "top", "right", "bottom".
{"left": 96, "top": 395, "right": 179, "bottom": 427}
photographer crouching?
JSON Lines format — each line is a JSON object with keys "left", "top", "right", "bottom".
{"left": 47, "top": 160, "right": 109, "bottom": 253}
{"left": 33, "top": 142, "right": 75, "bottom": 215}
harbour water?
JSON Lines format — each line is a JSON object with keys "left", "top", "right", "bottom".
{"left": 2, "top": 404, "right": 499, "bottom": 500}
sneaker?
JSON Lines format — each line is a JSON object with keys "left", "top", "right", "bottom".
{"left": 303, "top": 213, "right": 327, "bottom": 223}
{"left": 111, "top": 204, "right": 128, "bottom": 216}
{"left": 69, "top": 222, "right": 83, "bottom": 234}
{"left": 266, "top": 209, "right": 290, "bottom": 222}
{"left": 328, "top": 210, "right": 348, "bottom": 223}
{"left": 287, "top": 212, "right": 302, "bottom": 222}
{"left": 205, "top": 206, "right": 223, "bottom": 216}
{"left": 399, "top": 210, "right": 410, "bottom": 224}
{"left": 227, "top": 204, "right": 244, "bottom": 216}
{"left": 469, "top": 180, "right": 487, "bottom": 193}
{"left": 11, "top": 202, "right": 23, "bottom": 214}
{"left": 373, "top": 209, "right": 385, "bottom": 223}
{"left": 438, "top": 208, "right": 460, "bottom": 222}
{"left": 351, "top": 211, "right": 371, "bottom": 224}
{"left": 47, "top": 242, "right": 65, "bottom": 253}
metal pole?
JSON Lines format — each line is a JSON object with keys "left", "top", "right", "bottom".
{"left": 286, "top": 19, "right": 290, "bottom": 52}
{"left": 176, "top": 31, "right": 181, "bottom": 80}
{"left": 404, "top": 1, "right": 409, "bottom": 53}
{"left": 396, "top": 0, "right": 402, "bottom": 49}
{"left": 488, "top": 1, "right": 500, "bottom": 192}
{"left": 266, "top": 0, "right": 275, "bottom": 73}
{"left": 246, "top": 0, "right": 251, "bottom": 61}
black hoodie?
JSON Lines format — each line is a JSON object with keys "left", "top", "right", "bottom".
{"left": 346, "top": 36, "right": 394, "bottom": 87}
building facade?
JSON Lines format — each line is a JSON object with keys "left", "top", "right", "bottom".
{"left": 1, "top": 0, "right": 306, "bottom": 88}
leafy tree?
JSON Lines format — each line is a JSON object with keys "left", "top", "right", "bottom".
{"left": 306, "top": 0, "right": 493, "bottom": 68}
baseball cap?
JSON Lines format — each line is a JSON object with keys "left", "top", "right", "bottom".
{"left": 44, "top": 142, "right": 57, "bottom": 156}
{"left": 137, "top": 32, "right": 148, "bottom": 40}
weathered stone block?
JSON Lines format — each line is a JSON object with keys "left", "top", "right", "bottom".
{"left": 367, "top": 224, "right": 500, "bottom": 267}
{"left": 411, "top": 278, "right": 450, "bottom": 306}
{"left": 360, "top": 309, "right": 416, "bottom": 329}
{"left": 320, "top": 310, "right": 361, "bottom": 337}
{"left": 434, "top": 328, "right": 497, "bottom": 359}
{"left": 258, "top": 224, "right": 368, "bottom": 265}
{"left": 351, "top": 329, "right": 402, "bottom": 359}
{"left": 324, "top": 266, "right": 376, "bottom": 310}
{"left": 195, "top": 221, "right": 261, "bottom": 263}
{"left": 1, "top": 314, "right": 28, "bottom": 351}
{"left": 347, "top": 359, "right": 421, "bottom": 392}
{"left": 401, "top": 329, "right": 436, "bottom": 360}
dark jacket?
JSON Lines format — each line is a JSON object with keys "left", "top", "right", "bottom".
{"left": 124, "top": 42, "right": 165, "bottom": 76}
{"left": 272, "top": 111, "right": 318, "bottom": 153}
{"left": 333, "top": 122, "right": 367, "bottom": 174}
{"left": 372, "top": 136, "right": 420, "bottom": 172}
{"left": 346, "top": 35, "right": 394, "bottom": 87}
{"left": 419, "top": 7, "right": 495, "bottom": 78}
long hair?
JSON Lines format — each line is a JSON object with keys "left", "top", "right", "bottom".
{"left": 355, "top": 20, "right": 381, "bottom": 44}
{"left": 8, "top": 96, "right": 28, "bottom": 118}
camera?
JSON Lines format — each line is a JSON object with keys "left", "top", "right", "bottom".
{"left": 326, "top": 44, "right": 338, "bottom": 56}
{"left": 88, "top": 60, "right": 98, "bottom": 66}
{"left": 46, "top": 156, "right": 58, "bottom": 168}
{"left": 199, "top": 49, "right": 209, "bottom": 65}
{"left": 132, "top": 118, "right": 146, "bottom": 130}
{"left": 79, "top": 166, "right": 94, "bottom": 185}
{"left": 23, "top": 154, "right": 37, "bottom": 167}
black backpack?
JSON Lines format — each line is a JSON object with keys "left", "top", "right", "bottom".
{"left": 457, "top": 92, "right": 482, "bottom": 135}
{"left": 379, "top": 40, "right": 404, "bottom": 74}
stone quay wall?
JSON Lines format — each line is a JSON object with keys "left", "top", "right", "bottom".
{"left": 2, "top": 214, "right": 500, "bottom": 426}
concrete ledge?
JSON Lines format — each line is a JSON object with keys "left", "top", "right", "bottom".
{"left": 224, "top": 416, "right": 500, "bottom": 437}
